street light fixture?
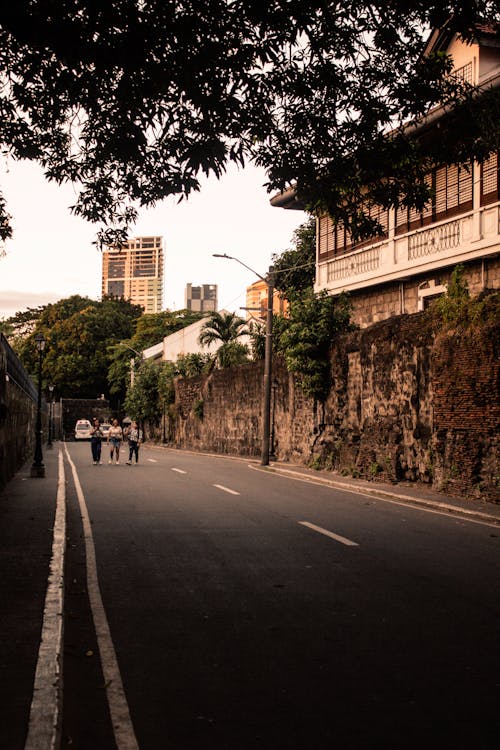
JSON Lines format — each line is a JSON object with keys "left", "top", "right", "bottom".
{"left": 213, "top": 253, "right": 275, "bottom": 466}
{"left": 30, "top": 333, "right": 46, "bottom": 478}
{"left": 47, "top": 384, "right": 54, "bottom": 449}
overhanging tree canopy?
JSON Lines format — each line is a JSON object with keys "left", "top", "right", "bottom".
{"left": 1, "top": 1, "right": 499, "bottom": 244}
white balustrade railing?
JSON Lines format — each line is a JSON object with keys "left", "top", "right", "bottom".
{"left": 326, "top": 246, "right": 380, "bottom": 282}
{"left": 408, "top": 220, "right": 461, "bottom": 260}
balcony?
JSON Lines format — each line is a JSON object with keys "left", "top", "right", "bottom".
{"left": 316, "top": 202, "right": 499, "bottom": 295}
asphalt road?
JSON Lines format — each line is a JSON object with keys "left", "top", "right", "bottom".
{"left": 61, "top": 441, "right": 500, "bottom": 750}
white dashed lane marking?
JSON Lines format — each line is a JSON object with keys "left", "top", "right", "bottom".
{"left": 299, "top": 521, "right": 359, "bottom": 547}
{"left": 213, "top": 484, "right": 240, "bottom": 496}
{"left": 171, "top": 468, "right": 187, "bottom": 474}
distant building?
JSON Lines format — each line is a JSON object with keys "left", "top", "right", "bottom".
{"left": 185, "top": 283, "right": 217, "bottom": 312}
{"left": 245, "top": 279, "right": 288, "bottom": 321}
{"left": 142, "top": 310, "right": 251, "bottom": 363}
{"left": 102, "top": 236, "right": 164, "bottom": 313}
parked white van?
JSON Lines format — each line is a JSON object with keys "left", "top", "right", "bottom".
{"left": 74, "top": 419, "right": 92, "bottom": 440}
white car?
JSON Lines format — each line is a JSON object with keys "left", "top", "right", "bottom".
{"left": 100, "top": 422, "right": 111, "bottom": 438}
{"left": 74, "top": 419, "right": 92, "bottom": 440}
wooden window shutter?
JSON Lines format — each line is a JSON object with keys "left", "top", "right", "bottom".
{"left": 318, "top": 215, "right": 333, "bottom": 260}
{"left": 458, "top": 163, "right": 473, "bottom": 210}
{"left": 335, "top": 221, "right": 345, "bottom": 255}
{"left": 395, "top": 204, "right": 408, "bottom": 235}
{"left": 422, "top": 174, "right": 433, "bottom": 225}
{"left": 446, "top": 164, "right": 459, "bottom": 216}
{"left": 481, "top": 153, "right": 498, "bottom": 206}
{"left": 435, "top": 166, "right": 447, "bottom": 218}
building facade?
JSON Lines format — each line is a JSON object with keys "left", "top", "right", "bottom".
{"left": 245, "top": 279, "right": 288, "bottom": 321}
{"left": 185, "top": 283, "right": 218, "bottom": 313}
{"left": 271, "top": 25, "right": 500, "bottom": 328}
{"left": 102, "top": 236, "right": 164, "bottom": 313}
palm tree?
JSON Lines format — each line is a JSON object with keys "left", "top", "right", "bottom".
{"left": 198, "top": 311, "right": 249, "bottom": 368}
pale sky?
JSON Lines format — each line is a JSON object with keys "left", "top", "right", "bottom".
{"left": 0, "top": 158, "right": 307, "bottom": 321}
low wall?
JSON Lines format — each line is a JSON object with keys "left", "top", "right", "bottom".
{"left": 169, "top": 310, "right": 499, "bottom": 503}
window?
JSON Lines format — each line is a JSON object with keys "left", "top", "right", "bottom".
{"left": 107, "top": 281, "right": 125, "bottom": 296}
{"left": 396, "top": 163, "right": 473, "bottom": 235}
{"left": 481, "top": 152, "right": 498, "bottom": 206}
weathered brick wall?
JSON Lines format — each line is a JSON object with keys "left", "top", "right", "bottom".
{"left": 431, "top": 321, "right": 499, "bottom": 499}
{"left": 171, "top": 309, "right": 499, "bottom": 503}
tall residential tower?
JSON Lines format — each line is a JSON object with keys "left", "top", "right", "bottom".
{"left": 102, "top": 236, "right": 164, "bottom": 313}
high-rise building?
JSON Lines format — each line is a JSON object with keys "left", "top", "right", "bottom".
{"left": 185, "top": 283, "right": 217, "bottom": 313}
{"left": 102, "top": 236, "right": 163, "bottom": 313}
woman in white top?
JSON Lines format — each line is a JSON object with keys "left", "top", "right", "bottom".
{"left": 107, "top": 419, "right": 123, "bottom": 464}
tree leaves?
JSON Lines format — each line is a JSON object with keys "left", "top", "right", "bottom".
{"left": 1, "top": 2, "right": 498, "bottom": 244}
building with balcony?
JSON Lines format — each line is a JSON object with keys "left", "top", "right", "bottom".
{"left": 271, "top": 24, "right": 499, "bottom": 327}
{"left": 102, "top": 236, "right": 164, "bottom": 314}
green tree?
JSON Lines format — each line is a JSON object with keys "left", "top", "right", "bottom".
{"left": 107, "top": 308, "right": 207, "bottom": 399}
{"left": 124, "top": 359, "right": 165, "bottom": 424}
{"left": 275, "top": 290, "right": 355, "bottom": 402}
{"left": 1, "top": 3, "right": 497, "bottom": 245}
{"left": 12, "top": 295, "right": 143, "bottom": 398}
{"left": 175, "top": 352, "right": 212, "bottom": 377}
{"left": 272, "top": 217, "right": 316, "bottom": 297}
{"left": 198, "top": 311, "right": 249, "bottom": 368}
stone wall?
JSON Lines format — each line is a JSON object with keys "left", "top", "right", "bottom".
{"left": 170, "top": 308, "right": 499, "bottom": 503}
{"left": 349, "top": 256, "right": 500, "bottom": 328}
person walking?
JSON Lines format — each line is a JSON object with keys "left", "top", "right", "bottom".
{"left": 125, "top": 421, "right": 143, "bottom": 465}
{"left": 107, "top": 418, "right": 123, "bottom": 464}
{"left": 90, "top": 418, "right": 103, "bottom": 464}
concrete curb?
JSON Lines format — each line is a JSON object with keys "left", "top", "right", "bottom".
{"left": 262, "top": 464, "right": 500, "bottom": 526}
{"left": 147, "top": 443, "right": 500, "bottom": 526}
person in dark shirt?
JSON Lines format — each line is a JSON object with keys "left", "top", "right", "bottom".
{"left": 90, "top": 418, "right": 103, "bottom": 464}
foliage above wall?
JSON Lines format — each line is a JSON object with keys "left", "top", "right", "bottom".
{"left": 275, "top": 289, "right": 356, "bottom": 402}
{"left": 429, "top": 264, "right": 500, "bottom": 331}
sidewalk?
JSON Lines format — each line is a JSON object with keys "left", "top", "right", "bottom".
{"left": 0, "top": 446, "right": 61, "bottom": 750}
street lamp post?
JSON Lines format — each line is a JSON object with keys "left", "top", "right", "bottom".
{"left": 270, "top": 378, "right": 279, "bottom": 459}
{"left": 213, "top": 253, "right": 274, "bottom": 466}
{"left": 162, "top": 398, "right": 167, "bottom": 443}
{"left": 30, "top": 333, "right": 46, "bottom": 478}
{"left": 118, "top": 342, "right": 143, "bottom": 386}
{"left": 47, "top": 384, "right": 54, "bottom": 448}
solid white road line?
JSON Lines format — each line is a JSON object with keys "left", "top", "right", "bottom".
{"left": 64, "top": 445, "right": 139, "bottom": 750}
{"left": 171, "top": 468, "right": 187, "bottom": 474}
{"left": 25, "top": 450, "right": 66, "bottom": 750}
{"left": 213, "top": 483, "right": 240, "bottom": 496}
{"left": 299, "top": 521, "right": 359, "bottom": 547}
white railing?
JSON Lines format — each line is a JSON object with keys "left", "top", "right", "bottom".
{"left": 326, "top": 245, "right": 380, "bottom": 282}
{"left": 408, "top": 220, "right": 461, "bottom": 259}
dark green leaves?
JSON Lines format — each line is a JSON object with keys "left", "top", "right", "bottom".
{"left": 1, "top": 1, "right": 499, "bottom": 244}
